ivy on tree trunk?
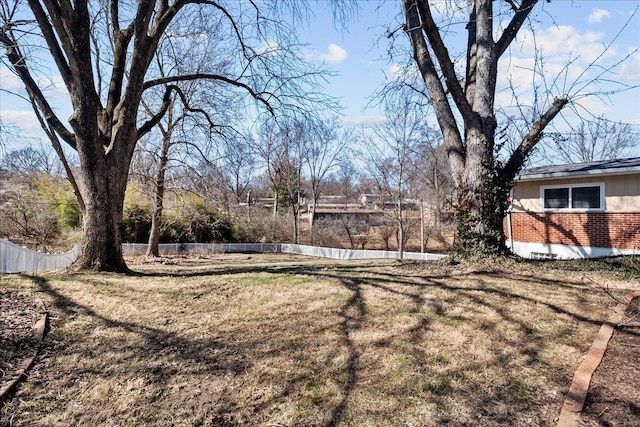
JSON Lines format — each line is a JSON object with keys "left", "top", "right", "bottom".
{"left": 401, "top": 0, "right": 567, "bottom": 256}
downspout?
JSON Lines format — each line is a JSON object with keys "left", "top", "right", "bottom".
{"left": 507, "top": 189, "right": 514, "bottom": 253}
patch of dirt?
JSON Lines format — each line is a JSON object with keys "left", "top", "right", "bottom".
{"left": 0, "top": 288, "right": 42, "bottom": 397}
{"left": 581, "top": 296, "right": 640, "bottom": 426}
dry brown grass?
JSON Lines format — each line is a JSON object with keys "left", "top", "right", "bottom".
{"left": 1, "top": 253, "right": 637, "bottom": 427}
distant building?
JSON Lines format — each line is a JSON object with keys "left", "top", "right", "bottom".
{"left": 311, "top": 207, "right": 384, "bottom": 228}
{"left": 360, "top": 194, "right": 381, "bottom": 205}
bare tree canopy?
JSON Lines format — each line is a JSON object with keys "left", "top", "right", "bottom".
{"left": 0, "top": 0, "right": 335, "bottom": 271}
{"left": 304, "top": 116, "right": 350, "bottom": 240}
{"left": 361, "top": 90, "right": 434, "bottom": 257}
{"left": 543, "top": 117, "right": 637, "bottom": 164}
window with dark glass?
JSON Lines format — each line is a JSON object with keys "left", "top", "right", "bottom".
{"left": 544, "top": 188, "right": 569, "bottom": 209}
{"left": 542, "top": 184, "right": 603, "bottom": 210}
{"left": 571, "top": 186, "right": 601, "bottom": 209}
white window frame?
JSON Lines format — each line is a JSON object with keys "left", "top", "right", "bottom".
{"left": 540, "top": 182, "right": 605, "bottom": 212}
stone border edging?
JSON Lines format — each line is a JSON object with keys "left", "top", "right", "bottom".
{"left": 557, "top": 291, "right": 640, "bottom": 427}
{"left": 0, "top": 297, "right": 48, "bottom": 405}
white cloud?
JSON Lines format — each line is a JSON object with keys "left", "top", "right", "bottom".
{"left": 618, "top": 51, "right": 640, "bottom": 82}
{"left": 340, "top": 114, "right": 386, "bottom": 127}
{"left": 384, "top": 63, "right": 403, "bottom": 81}
{"left": 256, "top": 40, "right": 281, "bottom": 56}
{"left": 517, "top": 25, "right": 614, "bottom": 63}
{"left": 0, "top": 67, "right": 25, "bottom": 91}
{"left": 588, "top": 8, "right": 611, "bottom": 24}
{"left": 1, "top": 65, "right": 69, "bottom": 102}
{"left": 0, "top": 109, "right": 45, "bottom": 137}
{"left": 317, "top": 44, "right": 348, "bottom": 64}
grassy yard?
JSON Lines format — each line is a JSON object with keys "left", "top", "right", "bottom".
{"left": 1, "top": 253, "right": 638, "bottom": 426}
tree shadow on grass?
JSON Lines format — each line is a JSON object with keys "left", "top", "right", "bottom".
{"left": 130, "top": 260, "right": 617, "bottom": 424}
{"left": 14, "top": 272, "right": 366, "bottom": 425}
{"left": 10, "top": 260, "right": 626, "bottom": 426}
{"left": 277, "top": 263, "right": 614, "bottom": 424}
{"left": 14, "top": 274, "right": 258, "bottom": 424}
{"left": 325, "top": 275, "right": 365, "bottom": 427}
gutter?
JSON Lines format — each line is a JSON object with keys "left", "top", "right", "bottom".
{"left": 507, "top": 189, "right": 514, "bottom": 253}
{"left": 518, "top": 165, "right": 640, "bottom": 182}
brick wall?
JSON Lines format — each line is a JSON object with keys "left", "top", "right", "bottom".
{"left": 506, "top": 212, "right": 640, "bottom": 250}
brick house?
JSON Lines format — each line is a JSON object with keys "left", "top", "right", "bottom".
{"left": 506, "top": 157, "right": 640, "bottom": 259}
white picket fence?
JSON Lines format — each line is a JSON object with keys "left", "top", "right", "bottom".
{"left": 121, "top": 242, "right": 282, "bottom": 256}
{"left": 281, "top": 244, "right": 447, "bottom": 261}
{"left": 1, "top": 240, "right": 447, "bottom": 274}
{"left": 122, "top": 242, "right": 448, "bottom": 261}
{"left": 0, "top": 239, "right": 82, "bottom": 274}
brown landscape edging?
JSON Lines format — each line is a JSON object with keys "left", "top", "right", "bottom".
{"left": 0, "top": 297, "right": 48, "bottom": 405}
{"left": 556, "top": 291, "right": 640, "bottom": 427}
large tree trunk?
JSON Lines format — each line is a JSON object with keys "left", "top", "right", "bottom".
{"left": 72, "top": 84, "right": 137, "bottom": 272}
{"left": 455, "top": 158, "right": 508, "bottom": 254}
{"left": 77, "top": 152, "right": 130, "bottom": 272}
{"left": 453, "top": 125, "right": 507, "bottom": 254}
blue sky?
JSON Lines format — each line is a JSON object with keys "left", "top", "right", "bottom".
{"left": 1, "top": 1, "right": 639, "bottom": 150}
{"left": 300, "top": 0, "right": 640, "bottom": 129}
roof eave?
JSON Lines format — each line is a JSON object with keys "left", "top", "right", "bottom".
{"left": 517, "top": 166, "right": 640, "bottom": 182}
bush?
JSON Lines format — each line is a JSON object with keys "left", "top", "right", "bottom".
{"left": 122, "top": 204, "right": 152, "bottom": 243}
{"left": 229, "top": 212, "right": 293, "bottom": 243}
{"left": 54, "top": 191, "right": 81, "bottom": 230}
{"left": 182, "top": 204, "right": 232, "bottom": 243}
{"left": 159, "top": 214, "right": 188, "bottom": 243}
{"left": 311, "top": 223, "right": 345, "bottom": 248}
{"left": 0, "top": 191, "right": 60, "bottom": 249}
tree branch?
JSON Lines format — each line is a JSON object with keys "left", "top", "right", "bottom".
{"left": 414, "top": 0, "right": 473, "bottom": 120}
{"left": 500, "top": 96, "right": 568, "bottom": 183}
{"left": 148, "top": 0, "right": 185, "bottom": 45}
{"left": 402, "top": 0, "right": 465, "bottom": 184}
{"left": 138, "top": 82, "right": 224, "bottom": 138}
{"left": 495, "top": 0, "right": 538, "bottom": 59}
{"left": 465, "top": 5, "right": 478, "bottom": 108}
{"left": 0, "top": 29, "right": 76, "bottom": 149}
{"left": 105, "top": 24, "right": 135, "bottom": 118}
{"left": 25, "top": 0, "right": 72, "bottom": 88}
{"left": 186, "top": 0, "right": 252, "bottom": 60}
{"left": 138, "top": 85, "right": 178, "bottom": 138}
{"left": 143, "top": 73, "right": 276, "bottom": 115}
{"left": 32, "top": 103, "right": 86, "bottom": 212}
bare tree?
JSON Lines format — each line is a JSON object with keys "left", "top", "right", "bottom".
{"left": 187, "top": 160, "right": 230, "bottom": 210}
{"left": 329, "top": 158, "right": 360, "bottom": 205}
{"left": 0, "top": 0, "right": 332, "bottom": 271}
{"left": 219, "top": 135, "right": 257, "bottom": 207}
{"left": 363, "top": 94, "right": 425, "bottom": 258}
{"left": 414, "top": 140, "right": 453, "bottom": 226}
{"left": 303, "top": 117, "right": 350, "bottom": 243}
{"left": 136, "top": 99, "right": 189, "bottom": 257}
{"left": 397, "top": 0, "right": 636, "bottom": 255}
{"left": 134, "top": 24, "right": 242, "bottom": 256}
{"left": 0, "top": 120, "right": 22, "bottom": 155}
{"left": 255, "top": 119, "right": 307, "bottom": 244}
{"left": 0, "top": 145, "right": 79, "bottom": 248}
{"left": 1, "top": 144, "right": 63, "bottom": 185}
{"left": 543, "top": 117, "right": 637, "bottom": 164}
